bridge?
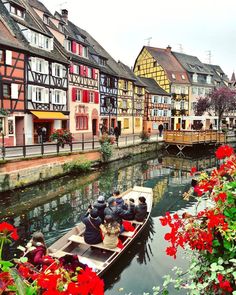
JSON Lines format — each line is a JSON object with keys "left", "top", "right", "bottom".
{"left": 164, "top": 130, "right": 226, "bottom": 156}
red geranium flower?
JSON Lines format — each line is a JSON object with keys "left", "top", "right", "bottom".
{"left": 215, "top": 145, "right": 234, "bottom": 159}
{"left": 0, "top": 222, "right": 19, "bottom": 240}
{"left": 166, "top": 246, "right": 177, "bottom": 259}
{"left": 190, "top": 167, "right": 197, "bottom": 176}
{"left": 214, "top": 192, "right": 227, "bottom": 203}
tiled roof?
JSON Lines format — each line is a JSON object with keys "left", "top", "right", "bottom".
{"left": 172, "top": 52, "right": 212, "bottom": 75}
{"left": 205, "top": 64, "right": 229, "bottom": 85}
{"left": 138, "top": 77, "right": 170, "bottom": 95}
{"left": 28, "top": 0, "right": 52, "bottom": 15}
{"left": 0, "top": 18, "right": 25, "bottom": 50}
{"left": 144, "top": 46, "right": 190, "bottom": 84}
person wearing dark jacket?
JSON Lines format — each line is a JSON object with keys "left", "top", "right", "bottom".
{"left": 134, "top": 196, "right": 148, "bottom": 222}
{"left": 82, "top": 208, "right": 102, "bottom": 244}
{"left": 93, "top": 195, "right": 106, "bottom": 222}
{"left": 113, "top": 190, "right": 125, "bottom": 208}
{"left": 104, "top": 197, "right": 132, "bottom": 225}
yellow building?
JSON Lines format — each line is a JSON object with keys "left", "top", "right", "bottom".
{"left": 134, "top": 46, "right": 191, "bottom": 130}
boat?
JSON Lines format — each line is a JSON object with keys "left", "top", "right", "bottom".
{"left": 48, "top": 186, "right": 153, "bottom": 276}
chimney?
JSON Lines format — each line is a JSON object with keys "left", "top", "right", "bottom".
{"left": 61, "top": 9, "right": 68, "bottom": 23}
{"left": 166, "top": 45, "right": 172, "bottom": 52}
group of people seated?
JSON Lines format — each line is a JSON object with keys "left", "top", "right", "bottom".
{"left": 82, "top": 190, "right": 147, "bottom": 250}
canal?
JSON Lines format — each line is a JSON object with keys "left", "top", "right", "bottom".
{"left": 1, "top": 150, "right": 218, "bottom": 294}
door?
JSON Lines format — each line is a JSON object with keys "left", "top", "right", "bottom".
{"left": 92, "top": 119, "right": 97, "bottom": 136}
{"left": 117, "top": 121, "right": 122, "bottom": 135}
{"left": 15, "top": 117, "right": 24, "bottom": 146}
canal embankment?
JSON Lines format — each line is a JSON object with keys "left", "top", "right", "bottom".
{"left": 0, "top": 141, "right": 164, "bottom": 192}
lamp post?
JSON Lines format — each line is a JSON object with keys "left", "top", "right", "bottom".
{"left": 107, "top": 98, "right": 113, "bottom": 134}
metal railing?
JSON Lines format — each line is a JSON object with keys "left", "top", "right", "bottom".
{"left": 0, "top": 133, "right": 162, "bottom": 160}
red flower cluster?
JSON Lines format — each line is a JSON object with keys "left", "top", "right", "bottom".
{"left": 215, "top": 145, "right": 234, "bottom": 159}
{"left": 217, "top": 274, "right": 233, "bottom": 292}
{"left": 214, "top": 192, "right": 227, "bottom": 203}
{"left": 0, "top": 222, "right": 19, "bottom": 240}
{"left": 190, "top": 166, "right": 197, "bottom": 176}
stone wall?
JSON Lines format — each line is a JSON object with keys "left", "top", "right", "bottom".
{"left": 0, "top": 141, "right": 163, "bottom": 192}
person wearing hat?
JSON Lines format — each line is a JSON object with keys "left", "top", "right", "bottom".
{"left": 82, "top": 208, "right": 102, "bottom": 244}
{"left": 104, "top": 196, "right": 132, "bottom": 226}
{"left": 93, "top": 195, "right": 106, "bottom": 222}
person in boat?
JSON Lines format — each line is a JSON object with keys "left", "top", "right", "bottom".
{"left": 93, "top": 195, "right": 106, "bottom": 223}
{"left": 82, "top": 208, "right": 103, "bottom": 244}
{"left": 134, "top": 196, "right": 147, "bottom": 222}
{"left": 100, "top": 215, "right": 120, "bottom": 249}
{"left": 25, "top": 232, "right": 52, "bottom": 267}
{"left": 104, "top": 197, "right": 132, "bottom": 226}
{"left": 123, "top": 198, "right": 136, "bottom": 220}
{"left": 113, "top": 190, "right": 125, "bottom": 208}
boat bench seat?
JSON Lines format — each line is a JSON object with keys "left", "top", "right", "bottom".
{"left": 126, "top": 220, "right": 144, "bottom": 225}
{"left": 68, "top": 235, "right": 121, "bottom": 253}
{"left": 120, "top": 231, "right": 135, "bottom": 237}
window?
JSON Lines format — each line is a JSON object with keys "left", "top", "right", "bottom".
{"left": 74, "top": 65, "right": 79, "bottom": 74}
{"left": 58, "top": 23, "right": 64, "bottom": 32}
{"left": 36, "top": 87, "right": 43, "bottom": 102}
{"left": 36, "top": 58, "right": 43, "bottom": 73}
{"left": 124, "top": 118, "right": 129, "bottom": 129}
{"left": 3, "top": 84, "right": 10, "bottom": 97}
{"left": 76, "top": 89, "right": 81, "bottom": 101}
{"left": 193, "top": 73, "right": 198, "bottom": 82}
{"left": 171, "top": 85, "right": 175, "bottom": 93}
{"left": 54, "top": 64, "right": 62, "bottom": 77}
{"left": 0, "top": 50, "right": 4, "bottom": 62}
{"left": 135, "top": 118, "right": 140, "bottom": 127}
{"left": 17, "top": 9, "right": 23, "bottom": 18}
{"left": 0, "top": 118, "right": 4, "bottom": 133}
{"left": 137, "top": 65, "right": 140, "bottom": 71}
{"left": 152, "top": 96, "right": 159, "bottom": 103}
{"left": 87, "top": 68, "right": 92, "bottom": 78}
{"left": 99, "top": 58, "right": 106, "bottom": 66}
{"left": 122, "top": 100, "right": 127, "bottom": 109}
{"left": 180, "top": 100, "right": 185, "bottom": 110}
{"left": 206, "top": 75, "right": 211, "bottom": 84}
{"left": 76, "top": 116, "right": 88, "bottom": 130}
{"left": 181, "top": 74, "right": 185, "bottom": 80}
{"left": 172, "top": 73, "right": 176, "bottom": 79}
{"left": 89, "top": 91, "right": 94, "bottom": 103}
{"left": 11, "top": 84, "right": 18, "bottom": 99}
{"left": 10, "top": 5, "right": 16, "bottom": 14}
{"left": 5, "top": 50, "right": 12, "bottom": 65}
{"left": 192, "top": 87, "right": 197, "bottom": 95}
{"left": 135, "top": 102, "right": 142, "bottom": 110}
{"left": 43, "top": 14, "right": 49, "bottom": 24}
{"left": 152, "top": 109, "right": 158, "bottom": 116}
{"left": 10, "top": 5, "right": 24, "bottom": 18}
{"left": 123, "top": 81, "right": 128, "bottom": 90}
{"left": 8, "top": 120, "right": 14, "bottom": 134}
{"left": 52, "top": 90, "right": 66, "bottom": 104}
{"left": 198, "top": 87, "right": 205, "bottom": 95}
{"left": 83, "top": 47, "right": 88, "bottom": 58}
{"left": 137, "top": 87, "right": 142, "bottom": 95}
{"left": 153, "top": 61, "right": 157, "bottom": 67}
{"left": 163, "top": 110, "right": 168, "bottom": 117}
{"left": 66, "top": 40, "right": 72, "bottom": 52}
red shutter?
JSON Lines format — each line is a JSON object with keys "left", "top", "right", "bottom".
{"left": 84, "top": 66, "right": 88, "bottom": 77}
{"left": 72, "top": 41, "right": 77, "bottom": 53}
{"left": 79, "top": 44, "right": 83, "bottom": 56}
{"left": 94, "top": 92, "right": 99, "bottom": 104}
{"left": 92, "top": 69, "right": 96, "bottom": 79}
{"left": 72, "top": 88, "right": 76, "bottom": 101}
{"left": 82, "top": 90, "right": 88, "bottom": 103}
{"left": 69, "top": 64, "right": 74, "bottom": 73}
{"left": 80, "top": 65, "right": 84, "bottom": 76}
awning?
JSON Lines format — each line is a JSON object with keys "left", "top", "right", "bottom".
{"left": 31, "top": 111, "right": 68, "bottom": 120}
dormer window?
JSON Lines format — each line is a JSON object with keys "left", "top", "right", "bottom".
{"left": 43, "top": 14, "right": 49, "bottom": 25}
{"left": 58, "top": 23, "right": 64, "bottom": 33}
{"left": 99, "top": 58, "right": 106, "bottom": 66}
{"left": 172, "top": 73, "right": 176, "bottom": 79}
{"left": 10, "top": 4, "right": 24, "bottom": 18}
{"left": 83, "top": 47, "right": 88, "bottom": 58}
{"left": 66, "top": 40, "right": 72, "bottom": 52}
{"left": 193, "top": 73, "right": 198, "bottom": 82}
{"left": 181, "top": 74, "right": 185, "bottom": 80}
{"left": 206, "top": 75, "right": 211, "bottom": 84}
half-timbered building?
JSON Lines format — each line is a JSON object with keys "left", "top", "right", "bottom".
{"left": 139, "top": 77, "right": 171, "bottom": 133}
{"left": 134, "top": 46, "right": 190, "bottom": 130}
{"left": 0, "top": 13, "right": 26, "bottom": 146}
{"left": 80, "top": 30, "right": 118, "bottom": 134}
{"left": 2, "top": 0, "right": 69, "bottom": 144}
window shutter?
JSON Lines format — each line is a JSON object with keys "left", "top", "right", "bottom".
{"left": 72, "top": 88, "right": 76, "bottom": 102}
{"left": 79, "top": 44, "right": 83, "bottom": 56}
{"left": 62, "top": 91, "right": 66, "bottom": 105}
{"left": 84, "top": 66, "right": 88, "bottom": 77}
{"left": 92, "top": 69, "right": 96, "bottom": 79}
{"left": 11, "top": 84, "right": 18, "bottom": 99}
{"left": 44, "top": 60, "right": 49, "bottom": 74}
{"left": 72, "top": 41, "right": 77, "bottom": 53}
{"left": 80, "top": 65, "right": 84, "bottom": 76}
{"left": 6, "top": 50, "right": 12, "bottom": 65}
{"left": 44, "top": 88, "right": 49, "bottom": 103}
{"left": 82, "top": 90, "right": 88, "bottom": 103}
{"left": 94, "top": 92, "right": 99, "bottom": 104}
{"left": 69, "top": 64, "right": 74, "bottom": 74}
{"left": 32, "top": 86, "right": 36, "bottom": 102}
{"left": 51, "top": 63, "right": 55, "bottom": 76}
{"left": 31, "top": 57, "right": 36, "bottom": 72}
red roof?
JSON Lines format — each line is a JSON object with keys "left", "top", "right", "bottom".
{"left": 145, "top": 46, "right": 190, "bottom": 84}
{"left": 0, "top": 20, "right": 23, "bottom": 49}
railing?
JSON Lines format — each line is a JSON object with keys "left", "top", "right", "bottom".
{"left": 164, "top": 130, "right": 226, "bottom": 145}
{"left": 0, "top": 133, "right": 162, "bottom": 160}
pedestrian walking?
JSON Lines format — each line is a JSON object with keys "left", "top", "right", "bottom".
{"left": 158, "top": 124, "right": 164, "bottom": 137}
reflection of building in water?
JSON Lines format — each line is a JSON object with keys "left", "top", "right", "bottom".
{"left": 152, "top": 178, "right": 169, "bottom": 205}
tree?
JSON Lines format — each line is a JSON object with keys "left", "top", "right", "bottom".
{"left": 194, "top": 86, "right": 236, "bottom": 129}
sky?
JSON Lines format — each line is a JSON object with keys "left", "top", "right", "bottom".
{"left": 42, "top": 0, "right": 236, "bottom": 78}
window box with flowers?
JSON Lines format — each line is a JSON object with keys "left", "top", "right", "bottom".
{"left": 50, "top": 129, "right": 73, "bottom": 148}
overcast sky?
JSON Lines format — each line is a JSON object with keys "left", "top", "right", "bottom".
{"left": 42, "top": 0, "right": 236, "bottom": 78}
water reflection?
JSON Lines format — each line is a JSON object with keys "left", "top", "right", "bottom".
{"left": 1, "top": 151, "right": 218, "bottom": 293}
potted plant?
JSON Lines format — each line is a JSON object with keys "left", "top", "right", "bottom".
{"left": 50, "top": 129, "right": 73, "bottom": 148}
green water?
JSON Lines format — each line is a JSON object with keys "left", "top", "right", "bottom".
{"left": 1, "top": 151, "right": 218, "bottom": 294}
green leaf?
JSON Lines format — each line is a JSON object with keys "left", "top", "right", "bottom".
{"left": 9, "top": 268, "right": 26, "bottom": 295}
{"left": 17, "top": 245, "right": 26, "bottom": 252}
{"left": 19, "top": 257, "right": 28, "bottom": 263}
{"left": 223, "top": 239, "right": 232, "bottom": 250}
{"left": 0, "top": 260, "right": 14, "bottom": 271}
{"left": 213, "top": 239, "right": 220, "bottom": 247}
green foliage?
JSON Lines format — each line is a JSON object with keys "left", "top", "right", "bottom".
{"left": 63, "top": 160, "right": 91, "bottom": 174}
{"left": 50, "top": 129, "right": 73, "bottom": 147}
{"left": 139, "top": 130, "right": 150, "bottom": 142}
{"left": 100, "top": 141, "right": 113, "bottom": 162}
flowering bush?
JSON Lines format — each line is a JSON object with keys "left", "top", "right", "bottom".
{"left": 0, "top": 222, "right": 104, "bottom": 294}
{"left": 99, "top": 133, "right": 115, "bottom": 162}
{"left": 139, "top": 130, "right": 150, "bottom": 142}
{"left": 158, "top": 144, "right": 236, "bottom": 294}
{"left": 50, "top": 129, "right": 73, "bottom": 147}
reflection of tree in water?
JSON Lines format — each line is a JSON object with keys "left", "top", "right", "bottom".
{"left": 104, "top": 217, "right": 155, "bottom": 291}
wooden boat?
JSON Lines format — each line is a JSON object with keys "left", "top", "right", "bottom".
{"left": 48, "top": 186, "right": 153, "bottom": 276}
